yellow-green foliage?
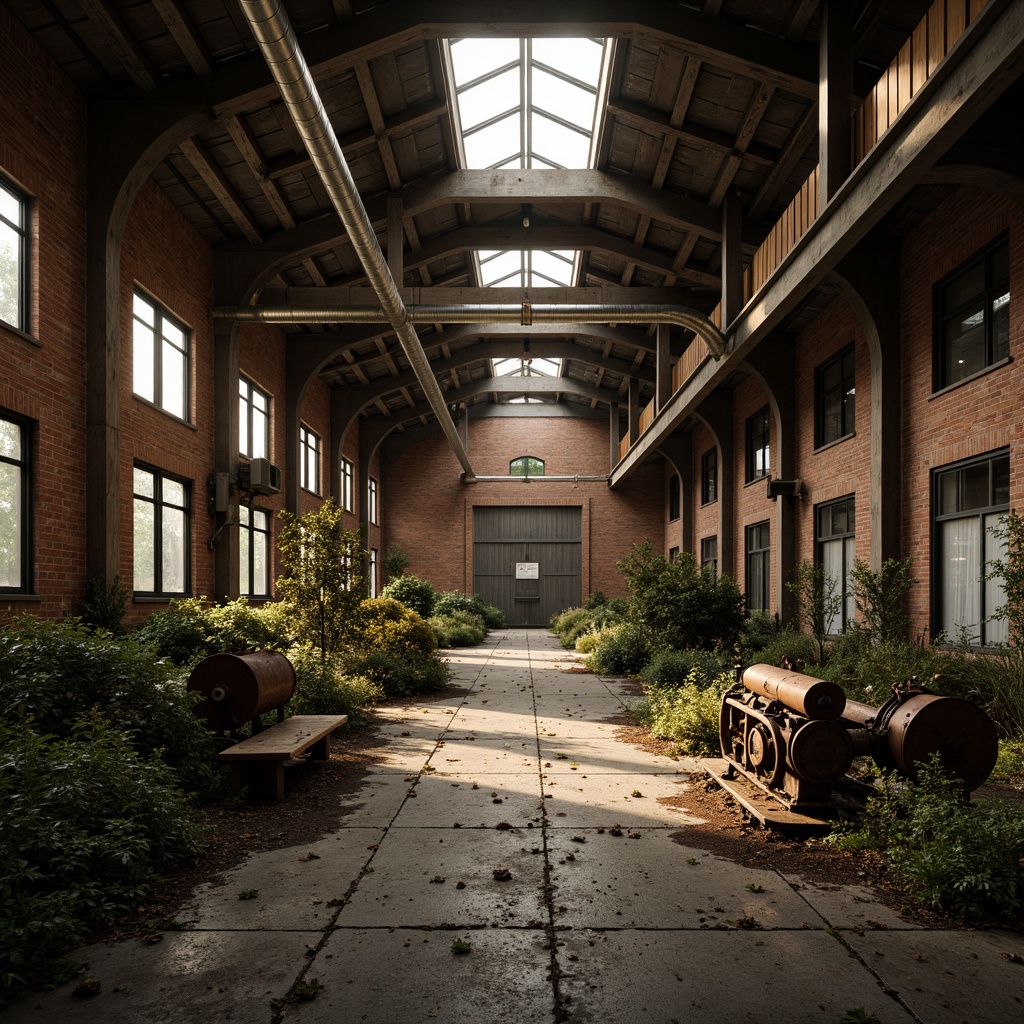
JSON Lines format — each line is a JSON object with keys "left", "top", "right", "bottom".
{"left": 632, "top": 668, "right": 731, "bottom": 755}
{"left": 575, "top": 623, "right": 619, "bottom": 655}
{"left": 358, "top": 597, "right": 437, "bottom": 658}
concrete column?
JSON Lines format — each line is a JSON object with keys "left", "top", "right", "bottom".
{"left": 819, "top": 0, "right": 853, "bottom": 204}
{"left": 656, "top": 323, "right": 672, "bottom": 411}
{"left": 721, "top": 190, "right": 744, "bottom": 328}
{"left": 212, "top": 323, "right": 241, "bottom": 602}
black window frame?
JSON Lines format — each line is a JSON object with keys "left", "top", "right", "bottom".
{"left": 668, "top": 546, "right": 680, "bottom": 563}
{"left": 700, "top": 535, "right": 718, "bottom": 578}
{"left": 668, "top": 474, "right": 680, "bottom": 522}
{"left": 815, "top": 494, "right": 856, "bottom": 633}
{"left": 132, "top": 289, "right": 191, "bottom": 421}
{"left": 239, "top": 375, "right": 270, "bottom": 461}
{"left": 510, "top": 455, "right": 545, "bottom": 477}
{"left": 368, "top": 476, "right": 379, "bottom": 525}
{"left": 341, "top": 456, "right": 355, "bottom": 513}
{"left": 132, "top": 463, "right": 191, "bottom": 597}
{"left": 815, "top": 344, "right": 856, "bottom": 449}
{"left": 745, "top": 407, "right": 770, "bottom": 483}
{"left": 239, "top": 503, "right": 272, "bottom": 599}
{"left": 369, "top": 547, "right": 378, "bottom": 598}
{"left": 745, "top": 521, "right": 770, "bottom": 612}
{"left": 299, "top": 424, "right": 321, "bottom": 495}
{"left": 701, "top": 447, "right": 717, "bottom": 505}
{"left": 0, "top": 174, "right": 30, "bottom": 334}
{"left": 932, "top": 449, "right": 1010, "bottom": 647}
{"left": 0, "top": 410, "right": 32, "bottom": 594}
{"left": 935, "top": 234, "right": 1010, "bottom": 391}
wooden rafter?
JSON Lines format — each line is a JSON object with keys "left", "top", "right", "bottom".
{"left": 224, "top": 113, "right": 297, "bottom": 230}
{"left": 179, "top": 138, "right": 263, "bottom": 244}
{"left": 151, "top": 0, "right": 213, "bottom": 76}
{"left": 79, "top": 0, "right": 159, "bottom": 89}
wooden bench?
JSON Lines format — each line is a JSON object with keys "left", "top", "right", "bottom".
{"left": 219, "top": 714, "right": 347, "bottom": 800}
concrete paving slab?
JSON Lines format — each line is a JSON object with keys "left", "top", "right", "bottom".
{"left": 781, "top": 875, "right": 922, "bottom": 931}
{"left": 545, "top": 829, "right": 821, "bottom": 929}
{"left": 539, "top": 736, "right": 686, "bottom": 774}
{"left": 330, "top": 775, "right": 411, "bottom": 827}
{"left": 2, "top": 930, "right": 318, "bottom": 1023}
{"left": 285, "top": 928, "right": 554, "bottom": 1023}
{"left": 179, "top": 831, "right": 383, "bottom": 930}
{"left": 540, "top": 771, "right": 696, "bottom": 827}
{"left": 340, "top": 828, "right": 548, "bottom": 927}
{"left": 425, "top": 738, "right": 539, "bottom": 773}
{"left": 841, "top": 928, "right": 1024, "bottom": 1024}
{"left": 394, "top": 772, "right": 543, "bottom": 827}
{"left": 556, "top": 929, "right": 914, "bottom": 1024}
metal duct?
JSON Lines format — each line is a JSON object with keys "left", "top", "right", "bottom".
{"left": 236, "top": 0, "right": 475, "bottom": 478}
{"left": 214, "top": 303, "right": 728, "bottom": 358}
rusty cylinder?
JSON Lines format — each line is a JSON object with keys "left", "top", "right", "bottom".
{"left": 741, "top": 664, "right": 846, "bottom": 721}
{"left": 187, "top": 651, "right": 296, "bottom": 731}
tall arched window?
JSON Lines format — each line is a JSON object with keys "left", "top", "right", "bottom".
{"left": 510, "top": 456, "right": 544, "bottom": 477}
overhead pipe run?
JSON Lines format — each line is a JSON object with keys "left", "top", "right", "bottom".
{"left": 214, "top": 303, "right": 728, "bottom": 358}
{"left": 236, "top": 0, "right": 476, "bottom": 479}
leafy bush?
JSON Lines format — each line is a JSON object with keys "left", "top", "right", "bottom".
{"left": 78, "top": 574, "right": 128, "bottom": 633}
{"left": 586, "top": 591, "right": 607, "bottom": 609}
{"left": 828, "top": 757, "right": 1024, "bottom": 919}
{"left": 383, "top": 542, "right": 410, "bottom": 581}
{"left": 0, "top": 616, "right": 220, "bottom": 799}
{"left": 133, "top": 596, "right": 218, "bottom": 665}
{"left": 551, "top": 602, "right": 627, "bottom": 649}
{"left": 618, "top": 539, "right": 744, "bottom": 652}
{"left": 345, "top": 649, "right": 449, "bottom": 698}
{"left": 745, "top": 626, "right": 819, "bottom": 674}
{"left": 357, "top": 597, "right": 438, "bottom": 658}
{"left": 205, "top": 597, "right": 295, "bottom": 653}
{"left": 991, "top": 738, "right": 1024, "bottom": 789}
{"left": 640, "top": 649, "right": 733, "bottom": 688}
{"left": 739, "top": 610, "right": 781, "bottom": 655}
{"left": 0, "top": 718, "right": 205, "bottom": 993}
{"left": 381, "top": 574, "right": 436, "bottom": 619}
{"left": 590, "top": 623, "right": 649, "bottom": 676}
{"left": 286, "top": 646, "right": 382, "bottom": 725}
{"left": 851, "top": 556, "right": 914, "bottom": 645}
{"left": 429, "top": 612, "right": 486, "bottom": 648}
{"left": 434, "top": 591, "right": 504, "bottom": 629}
{"left": 632, "top": 669, "right": 731, "bottom": 755}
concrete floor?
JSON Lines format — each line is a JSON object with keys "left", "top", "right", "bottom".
{"left": 7, "top": 629, "right": 1023, "bottom": 1023}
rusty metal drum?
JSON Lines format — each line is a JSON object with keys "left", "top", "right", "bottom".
{"left": 187, "top": 651, "right": 296, "bottom": 731}
{"left": 742, "top": 664, "right": 847, "bottom": 721}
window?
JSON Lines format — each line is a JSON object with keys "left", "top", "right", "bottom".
{"left": 299, "top": 425, "right": 320, "bottom": 494}
{"left": 239, "top": 504, "right": 271, "bottom": 598}
{"left": 746, "top": 521, "right": 770, "bottom": 612}
{"left": 133, "top": 291, "right": 190, "bottom": 420}
{"left": 668, "top": 474, "right": 680, "bottom": 522}
{"left": 934, "top": 451, "right": 1009, "bottom": 646}
{"left": 0, "top": 176, "right": 29, "bottom": 332}
{"left": 133, "top": 465, "right": 189, "bottom": 596}
{"left": 668, "top": 546, "right": 680, "bottom": 563}
{"left": 937, "top": 236, "right": 1010, "bottom": 389}
{"left": 817, "top": 496, "right": 855, "bottom": 633}
{"left": 368, "top": 477, "right": 378, "bottom": 525}
{"left": 0, "top": 412, "right": 31, "bottom": 592}
{"left": 816, "top": 345, "right": 855, "bottom": 448}
{"left": 239, "top": 377, "right": 270, "bottom": 460}
{"left": 369, "top": 548, "right": 378, "bottom": 598}
{"left": 746, "top": 408, "right": 770, "bottom": 483}
{"left": 701, "top": 536, "right": 718, "bottom": 578}
{"left": 701, "top": 448, "right": 717, "bottom": 505}
{"left": 510, "top": 456, "right": 544, "bottom": 477}
{"left": 341, "top": 457, "right": 354, "bottom": 513}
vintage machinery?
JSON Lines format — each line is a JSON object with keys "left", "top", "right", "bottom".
{"left": 187, "top": 650, "right": 296, "bottom": 734}
{"left": 718, "top": 664, "right": 999, "bottom": 818}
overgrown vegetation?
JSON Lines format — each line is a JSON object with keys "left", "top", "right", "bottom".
{"left": 631, "top": 667, "right": 732, "bottom": 755}
{"left": 381, "top": 574, "right": 436, "bottom": 619}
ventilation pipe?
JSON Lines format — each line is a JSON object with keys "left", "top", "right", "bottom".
{"left": 236, "top": 0, "right": 476, "bottom": 478}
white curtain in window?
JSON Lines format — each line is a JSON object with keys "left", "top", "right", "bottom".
{"left": 941, "top": 517, "right": 980, "bottom": 642}
{"left": 822, "top": 538, "right": 845, "bottom": 635}
{"left": 984, "top": 513, "right": 1008, "bottom": 645}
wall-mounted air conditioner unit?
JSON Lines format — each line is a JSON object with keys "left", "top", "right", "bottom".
{"left": 241, "top": 457, "right": 282, "bottom": 496}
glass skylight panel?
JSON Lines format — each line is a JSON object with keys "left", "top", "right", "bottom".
{"left": 533, "top": 37, "right": 603, "bottom": 81}
{"left": 458, "top": 68, "right": 520, "bottom": 131}
{"left": 532, "top": 68, "right": 596, "bottom": 127}
{"left": 463, "top": 113, "right": 520, "bottom": 169}
{"left": 449, "top": 37, "right": 520, "bottom": 83}
{"left": 531, "top": 114, "right": 591, "bottom": 168}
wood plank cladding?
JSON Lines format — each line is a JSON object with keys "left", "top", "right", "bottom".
{"left": 672, "top": 337, "right": 710, "bottom": 393}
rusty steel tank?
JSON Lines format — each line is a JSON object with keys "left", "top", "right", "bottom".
{"left": 187, "top": 650, "right": 296, "bottom": 732}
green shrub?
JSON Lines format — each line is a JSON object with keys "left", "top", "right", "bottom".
{"left": 383, "top": 542, "right": 410, "bottom": 581}
{"left": 433, "top": 591, "right": 504, "bottom": 629}
{"left": 133, "top": 596, "right": 218, "bottom": 665}
{"left": 381, "top": 574, "right": 436, "bottom": 619}
{"left": 0, "top": 617, "right": 221, "bottom": 799}
{"left": 591, "top": 623, "right": 649, "bottom": 676}
{"left": 586, "top": 591, "right": 607, "bottom": 609}
{"left": 828, "top": 757, "right": 1024, "bottom": 919}
{"left": 618, "top": 539, "right": 744, "bottom": 652}
{"left": 551, "top": 603, "right": 626, "bottom": 648}
{"left": 574, "top": 624, "right": 615, "bottom": 655}
{"left": 740, "top": 610, "right": 780, "bottom": 655}
{"left": 345, "top": 650, "right": 449, "bottom": 698}
{"left": 632, "top": 669, "right": 731, "bottom": 755}
{"left": 640, "top": 649, "right": 733, "bottom": 687}
{"left": 358, "top": 597, "right": 438, "bottom": 658}
{"left": 286, "top": 646, "right": 382, "bottom": 725}
{"left": 745, "top": 627, "right": 819, "bottom": 674}
{"left": 429, "top": 612, "right": 486, "bottom": 648}
{"left": 0, "top": 718, "right": 205, "bottom": 993}
{"left": 205, "top": 597, "right": 295, "bottom": 653}
{"left": 77, "top": 574, "right": 128, "bottom": 633}
{"left": 991, "top": 738, "right": 1024, "bottom": 789}
{"left": 851, "top": 556, "right": 914, "bottom": 645}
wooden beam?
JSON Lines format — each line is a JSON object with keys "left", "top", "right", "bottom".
{"left": 79, "top": 0, "right": 159, "bottom": 89}
{"left": 224, "top": 114, "right": 297, "bottom": 230}
{"left": 179, "top": 137, "right": 263, "bottom": 244}
{"left": 748, "top": 101, "right": 818, "bottom": 221}
{"left": 354, "top": 62, "right": 403, "bottom": 191}
{"left": 151, "top": 0, "right": 213, "bottom": 76}
{"left": 819, "top": 0, "right": 853, "bottom": 204}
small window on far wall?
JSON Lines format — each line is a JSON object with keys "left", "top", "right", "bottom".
{"left": 701, "top": 536, "right": 718, "bottom": 578}
{"left": 668, "top": 546, "right": 680, "bottom": 563}
{"left": 132, "top": 291, "right": 190, "bottom": 421}
{"left": 816, "top": 345, "right": 855, "bottom": 448}
{"left": 668, "top": 474, "right": 680, "bottom": 521}
{"left": 701, "top": 448, "right": 717, "bottom": 504}
{"left": 368, "top": 477, "right": 378, "bottom": 525}
{"left": 0, "top": 412, "right": 31, "bottom": 592}
{"left": 341, "top": 457, "right": 354, "bottom": 513}
{"left": 510, "top": 456, "right": 544, "bottom": 477}
{"left": 817, "top": 495, "right": 855, "bottom": 633}
{"left": 937, "top": 235, "right": 1010, "bottom": 390}
{"left": 746, "top": 408, "right": 770, "bottom": 483}
{"left": 369, "top": 548, "right": 378, "bottom": 598}
{"left": 746, "top": 521, "right": 770, "bottom": 612}
{"left": 239, "top": 377, "right": 270, "bottom": 460}
{"left": 133, "top": 464, "right": 189, "bottom": 596}
{"left": 0, "top": 175, "right": 30, "bottom": 332}
{"left": 299, "top": 425, "right": 321, "bottom": 494}
{"left": 239, "top": 505, "right": 271, "bottom": 598}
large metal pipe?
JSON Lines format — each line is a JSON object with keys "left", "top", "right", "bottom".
{"left": 213, "top": 303, "right": 728, "bottom": 358}
{"left": 236, "top": 0, "right": 475, "bottom": 478}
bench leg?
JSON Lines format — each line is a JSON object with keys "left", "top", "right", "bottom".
{"left": 308, "top": 734, "right": 331, "bottom": 760}
{"left": 232, "top": 760, "right": 286, "bottom": 800}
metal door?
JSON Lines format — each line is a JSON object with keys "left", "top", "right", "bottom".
{"left": 473, "top": 506, "right": 582, "bottom": 626}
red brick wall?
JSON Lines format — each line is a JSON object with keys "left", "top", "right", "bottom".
{"left": 792, "top": 298, "right": 871, "bottom": 568}
{"left": 383, "top": 415, "right": 664, "bottom": 604}
{"left": 732, "top": 376, "right": 775, "bottom": 611}
{"left": 900, "top": 186, "right": 1024, "bottom": 637}
{"left": 0, "top": 7, "right": 88, "bottom": 618}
